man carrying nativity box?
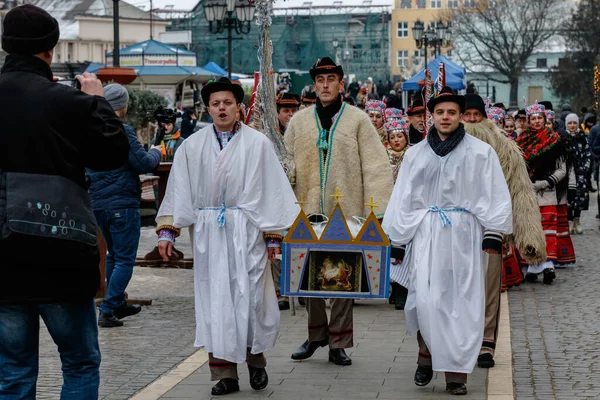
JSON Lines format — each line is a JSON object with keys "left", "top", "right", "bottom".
{"left": 382, "top": 87, "right": 513, "bottom": 396}
{"left": 283, "top": 56, "right": 394, "bottom": 366}
{"left": 155, "top": 77, "right": 299, "bottom": 396}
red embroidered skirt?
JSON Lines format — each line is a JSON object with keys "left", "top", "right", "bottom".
{"left": 502, "top": 244, "right": 523, "bottom": 289}
{"left": 539, "top": 205, "right": 558, "bottom": 262}
{"left": 555, "top": 204, "right": 576, "bottom": 265}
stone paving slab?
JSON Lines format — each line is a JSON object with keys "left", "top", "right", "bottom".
{"left": 160, "top": 300, "right": 489, "bottom": 400}
{"left": 509, "top": 197, "right": 600, "bottom": 400}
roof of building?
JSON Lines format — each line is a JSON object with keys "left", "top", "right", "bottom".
{"left": 106, "top": 39, "right": 195, "bottom": 56}
{"left": 30, "top": 0, "right": 161, "bottom": 40}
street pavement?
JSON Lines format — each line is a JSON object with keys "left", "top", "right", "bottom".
{"left": 34, "top": 199, "right": 600, "bottom": 399}
{"left": 509, "top": 200, "right": 600, "bottom": 400}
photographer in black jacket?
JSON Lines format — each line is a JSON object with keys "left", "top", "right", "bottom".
{"left": 0, "top": 5, "right": 128, "bottom": 398}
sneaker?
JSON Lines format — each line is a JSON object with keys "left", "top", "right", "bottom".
{"left": 98, "top": 312, "right": 124, "bottom": 328}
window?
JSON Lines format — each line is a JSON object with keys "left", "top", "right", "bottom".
{"left": 431, "top": 0, "right": 442, "bottom": 8}
{"left": 463, "top": 0, "right": 476, "bottom": 7}
{"left": 416, "top": 0, "right": 425, "bottom": 8}
{"left": 536, "top": 58, "right": 547, "bottom": 68}
{"left": 447, "top": 0, "right": 458, "bottom": 8}
{"left": 414, "top": 49, "right": 425, "bottom": 57}
{"left": 400, "top": 0, "right": 411, "bottom": 8}
{"left": 446, "top": 49, "right": 453, "bottom": 57}
{"left": 397, "top": 50, "right": 409, "bottom": 67}
{"left": 397, "top": 21, "right": 409, "bottom": 38}
{"left": 67, "top": 42, "right": 74, "bottom": 62}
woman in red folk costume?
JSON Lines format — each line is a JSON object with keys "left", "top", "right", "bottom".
{"left": 365, "top": 100, "right": 387, "bottom": 147}
{"left": 517, "top": 102, "right": 575, "bottom": 285}
{"left": 385, "top": 119, "right": 409, "bottom": 184}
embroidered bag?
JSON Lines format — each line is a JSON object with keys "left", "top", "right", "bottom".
{"left": 0, "top": 172, "right": 97, "bottom": 246}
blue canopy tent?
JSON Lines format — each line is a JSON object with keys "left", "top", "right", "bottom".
{"left": 203, "top": 62, "right": 228, "bottom": 76}
{"left": 402, "top": 55, "right": 466, "bottom": 91}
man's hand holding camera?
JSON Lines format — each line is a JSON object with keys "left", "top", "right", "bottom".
{"left": 76, "top": 72, "right": 104, "bottom": 97}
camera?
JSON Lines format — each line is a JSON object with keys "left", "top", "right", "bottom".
{"left": 56, "top": 78, "right": 81, "bottom": 89}
{"left": 153, "top": 106, "right": 181, "bottom": 125}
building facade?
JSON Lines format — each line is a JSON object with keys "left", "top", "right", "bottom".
{"left": 166, "top": 1, "right": 392, "bottom": 83}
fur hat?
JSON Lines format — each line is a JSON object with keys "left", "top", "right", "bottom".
{"left": 427, "top": 86, "right": 465, "bottom": 113}
{"left": 201, "top": 77, "right": 245, "bottom": 106}
{"left": 2, "top": 4, "right": 60, "bottom": 55}
{"left": 310, "top": 57, "right": 344, "bottom": 81}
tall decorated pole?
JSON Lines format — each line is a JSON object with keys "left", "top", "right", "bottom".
{"left": 436, "top": 62, "right": 445, "bottom": 95}
{"left": 252, "top": 0, "right": 295, "bottom": 184}
{"left": 424, "top": 69, "right": 434, "bottom": 134}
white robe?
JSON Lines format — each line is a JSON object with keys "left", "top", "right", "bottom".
{"left": 157, "top": 124, "right": 299, "bottom": 363}
{"left": 382, "top": 133, "right": 512, "bottom": 374}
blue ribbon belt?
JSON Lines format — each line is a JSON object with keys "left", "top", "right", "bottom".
{"left": 428, "top": 206, "right": 470, "bottom": 227}
{"left": 200, "top": 203, "right": 240, "bottom": 227}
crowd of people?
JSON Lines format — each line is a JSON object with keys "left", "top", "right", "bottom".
{"left": 2, "top": 4, "right": 598, "bottom": 399}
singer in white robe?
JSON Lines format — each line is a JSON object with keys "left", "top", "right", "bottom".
{"left": 157, "top": 123, "right": 299, "bottom": 364}
{"left": 382, "top": 133, "right": 512, "bottom": 374}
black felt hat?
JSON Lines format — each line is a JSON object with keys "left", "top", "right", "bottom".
{"left": 464, "top": 94, "right": 487, "bottom": 117}
{"left": 407, "top": 92, "right": 425, "bottom": 116}
{"left": 201, "top": 77, "right": 245, "bottom": 106}
{"left": 427, "top": 86, "right": 466, "bottom": 113}
{"left": 493, "top": 102, "right": 506, "bottom": 110}
{"left": 301, "top": 91, "right": 317, "bottom": 104}
{"left": 276, "top": 92, "right": 301, "bottom": 108}
{"left": 2, "top": 4, "right": 60, "bottom": 55}
{"left": 539, "top": 101, "right": 553, "bottom": 111}
{"left": 309, "top": 57, "right": 344, "bottom": 81}
{"left": 515, "top": 109, "right": 527, "bottom": 119}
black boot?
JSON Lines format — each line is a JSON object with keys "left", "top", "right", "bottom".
{"left": 98, "top": 312, "right": 123, "bottom": 328}
{"left": 446, "top": 382, "right": 468, "bottom": 395}
{"left": 525, "top": 273, "right": 538, "bottom": 283}
{"left": 414, "top": 365, "right": 433, "bottom": 386}
{"left": 395, "top": 285, "right": 408, "bottom": 310}
{"left": 543, "top": 268, "right": 556, "bottom": 285}
{"left": 278, "top": 299, "right": 290, "bottom": 310}
{"left": 113, "top": 303, "right": 142, "bottom": 320}
{"left": 328, "top": 349, "right": 352, "bottom": 365}
{"left": 291, "top": 338, "right": 328, "bottom": 360}
{"left": 211, "top": 378, "right": 239, "bottom": 396}
{"left": 248, "top": 366, "right": 268, "bottom": 390}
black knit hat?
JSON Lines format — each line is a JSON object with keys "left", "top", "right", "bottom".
{"left": 310, "top": 57, "right": 344, "bottom": 81}
{"left": 2, "top": 5, "right": 60, "bottom": 55}
{"left": 464, "top": 94, "right": 487, "bottom": 118}
{"left": 201, "top": 77, "right": 245, "bottom": 106}
{"left": 539, "top": 101, "right": 553, "bottom": 111}
{"left": 427, "top": 86, "right": 465, "bottom": 113}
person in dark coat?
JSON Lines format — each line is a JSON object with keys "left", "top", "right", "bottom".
{"left": 386, "top": 90, "right": 403, "bottom": 110}
{"left": 0, "top": 5, "right": 129, "bottom": 398}
{"left": 87, "top": 84, "right": 162, "bottom": 328}
{"left": 181, "top": 107, "right": 199, "bottom": 139}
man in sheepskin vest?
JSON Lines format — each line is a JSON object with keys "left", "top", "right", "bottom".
{"left": 285, "top": 57, "right": 393, "bottom": 366}
{"left": 462, "top": 94, "right": 547, "bottom": 369}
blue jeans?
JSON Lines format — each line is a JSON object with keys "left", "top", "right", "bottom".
{"left": 94, "top": 208, "right": 141, "bottom": 315}
{"left": 0, "top": 301, "right": 101, "bottom": 399}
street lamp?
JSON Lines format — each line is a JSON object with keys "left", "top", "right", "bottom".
{"left": 412, "top": 19, "right": 452, "bottom": 67}
{"left": 203, "top": 0, "right": 255, "bottom": 79}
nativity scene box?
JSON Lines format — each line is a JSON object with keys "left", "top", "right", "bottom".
{"left": 281, "top": 194, "right": 391, "bottom": 300}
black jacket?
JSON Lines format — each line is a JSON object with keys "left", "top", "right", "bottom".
{"left": 0, "top": 54, "right": 129, "bottom": 304}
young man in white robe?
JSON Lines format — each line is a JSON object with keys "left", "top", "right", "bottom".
{"left": 382, "top": 87, "right": 513, "bottom": 396}
{"left": 155, "top": 77, "right": 299, "bottom": 396}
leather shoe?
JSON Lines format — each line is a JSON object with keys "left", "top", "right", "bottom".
{"left": 477, "top": 353, "right": 495, "bottom": 368}
{"left": 328, "top": 348, "right": 352, "bottom": 365}
{"left": 98, "top": 312, "right": 123, "bottom": 328}
{"left": 446, "top": 382, "right": 468, "bottom": 395}
{"left": 414, "top": 365, "right": 433, "bottom": 386}
{"left": 395, "top": 284, "right": 408, "bottom": 310}
{"left": 211, "top": 378, "right": 239, "bottom": 396}
{"left": 291, "top": 338, "right": 328, "bottom": 360}
{"left": 113, "top": 304, "right": 142, "bottom": 320}
{"left": 278, "top": 300, "right": 290, "bottom": 310}
{"left": 248, "top": 366, "right": 268, "bottom": 390}
{"left": 543, "top": 268, "right": 556, "bottom": 285}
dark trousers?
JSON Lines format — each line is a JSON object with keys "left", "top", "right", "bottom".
{"left": 0, "top": 301, "right": 101, "bottom": 399}
{"left": 208, "top": 349, "right": 266, "bottom": 381}
{"left": 307, "top": 298, "right": 353, "bottom": 348}
{"left": 94, "top": 208, "right": 141, "bottom": 314}
{"left": 417, "top": 331, "right": 467, "bottom": 384}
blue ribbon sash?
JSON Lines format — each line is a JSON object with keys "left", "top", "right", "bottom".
{"left": 428, "top": 206, "right": 470, "bottom": 227}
